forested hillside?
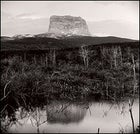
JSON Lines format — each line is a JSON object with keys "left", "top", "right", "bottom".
{"left": 1, "top": 36, "right": 138, "bottom": 51}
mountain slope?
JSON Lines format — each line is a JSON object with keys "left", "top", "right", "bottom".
{"left": 1, "top": 35, "right": 138, "bottom": 51}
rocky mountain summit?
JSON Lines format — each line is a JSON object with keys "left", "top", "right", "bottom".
{"left": 13, "top": 34, "right": 35, "bottom": 39}
{"left": 48, "top": 15, "right": 90, "bottom": 36}
{"left": 9, "top": 15, "right": 91, "bottom": 39}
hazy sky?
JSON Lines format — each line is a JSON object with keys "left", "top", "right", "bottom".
{"left": 1, "top": 1, "right": 139, "bottom": 39}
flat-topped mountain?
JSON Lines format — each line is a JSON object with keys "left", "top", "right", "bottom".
{"left": 48, "top": 15, "right": 90, "bottom": 36}
{"left": 6, "top": 15, "right": 90, "bottom": 39}
{"left": 1, "top": 15, "right": 139, "bottom": 51}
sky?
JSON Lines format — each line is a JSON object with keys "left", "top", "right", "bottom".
{"left": 1, "top": 1, "right": 139, "bottom": 40}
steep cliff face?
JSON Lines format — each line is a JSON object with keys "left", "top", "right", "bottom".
{"left": 48, "top": 15, "right": 90, "bottom": 36}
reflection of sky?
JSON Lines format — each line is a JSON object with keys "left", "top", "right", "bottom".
{"left": 9, "top": 99, "right": 139, "bottom": 133}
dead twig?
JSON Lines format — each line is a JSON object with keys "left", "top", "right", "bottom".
{"left": 3, "top": 81, "right": 11, "bottom": 97}
{"left": 0, "top": 104, "right": 8, "bottom": 114}
{"left": 0, "top": 91, "right": 11, "bottom": 102}
{"left": 129, "top": 99, "right": 135, "bottom": 133}
{"left": 97, "top": 128, "right": 100, "bottom": 134}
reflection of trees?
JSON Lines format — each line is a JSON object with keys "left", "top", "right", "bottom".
{"left": 46, "top": 102, "right": 87, "bottom": 124}
{"left": 0, "top": 101, "right": 89, "bottom": 133}
{"left": 28, "top": 107, "right": 47, "bottom": 133}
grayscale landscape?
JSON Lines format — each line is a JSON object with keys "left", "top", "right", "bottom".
{"left": 0, "top": 1, "right": 139, "bottom": 133}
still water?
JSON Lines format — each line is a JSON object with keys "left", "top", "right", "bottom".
{"left": 7, "top": 99, "right": 139, "bottom": 133}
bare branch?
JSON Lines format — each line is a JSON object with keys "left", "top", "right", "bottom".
{"left": 4, "top": 81, "right": 11, "bottom": 97}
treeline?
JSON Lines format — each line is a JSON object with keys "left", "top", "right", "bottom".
{"left": 1, "top": 42, "right": 139, "bottom": 69}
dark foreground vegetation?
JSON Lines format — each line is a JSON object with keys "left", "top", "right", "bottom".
{"left": 0, "top": 39, "right": 139, "bottom": 133}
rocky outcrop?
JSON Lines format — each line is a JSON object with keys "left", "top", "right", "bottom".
{"left": 13, "top": 34, "right": 35, "bottom": 39}
{"left": 48, "top": 15, "right": 90, "bottom": 36}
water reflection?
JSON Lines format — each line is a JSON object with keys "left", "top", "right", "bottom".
{"left": 47, "top": 101, "right": 87, "bottom": 124}
{"left": 2, "top": 99, "right": 139, "bottom": 133}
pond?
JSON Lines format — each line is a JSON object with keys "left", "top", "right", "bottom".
{"left": 3, "top": 98, "right": 139, "bottom": 133}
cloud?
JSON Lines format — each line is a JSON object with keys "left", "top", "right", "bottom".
{"left": 16, "top": 13, "right": 45, "bottom": 20}
{"left": 16, "top": 13, "right": 34, "bottom": 17}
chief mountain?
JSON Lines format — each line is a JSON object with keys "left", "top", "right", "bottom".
{"left": 1, "top": 15, "right": 138, "bottom": 50}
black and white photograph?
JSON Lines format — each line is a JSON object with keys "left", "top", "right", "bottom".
{"left": 0, "top": 0, "right": 139, "bottom": 133}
